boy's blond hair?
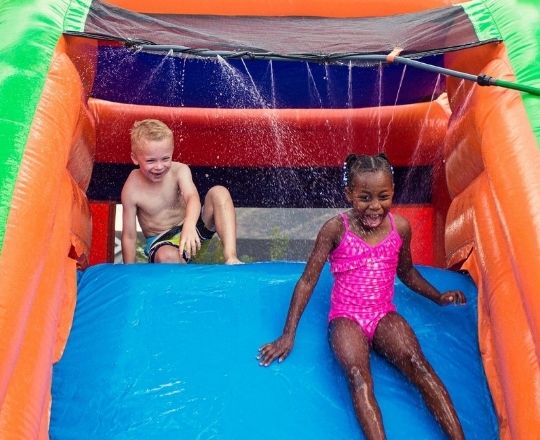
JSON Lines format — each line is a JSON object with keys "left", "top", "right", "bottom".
{"left": 130, "top": 119, "right": 173, "bottom": 152}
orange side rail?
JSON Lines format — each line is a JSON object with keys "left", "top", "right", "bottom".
{"left": 444, "top": 44, "right": 540, "bottom": 439}
{"left": 0, "top": 38, "right": 94, "bottom": 439}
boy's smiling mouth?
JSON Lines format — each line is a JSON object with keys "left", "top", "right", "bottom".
{"left": 150, "top": 170, "right": 167, "bottom": 179}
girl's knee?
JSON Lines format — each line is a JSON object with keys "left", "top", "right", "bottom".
{"left": 346, "top": 365, "right": 371, "bottom": 390}
{"left": 410, "top": 353, "right": 431, "bottom": 375}
{"left": 395, "top": 350, "right": 431, "bottom": 376}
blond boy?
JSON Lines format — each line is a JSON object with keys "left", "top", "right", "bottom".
{"left": 121, "top": 119, "right": 241, "bottom": 264}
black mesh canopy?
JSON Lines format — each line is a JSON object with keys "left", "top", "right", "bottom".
{"left": 83, "top": 0, "right": 493, "bottom": 57}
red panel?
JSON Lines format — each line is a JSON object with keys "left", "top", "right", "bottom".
{"left": 89, "top": 203, "right": 116, "bottom": 264}
{"left": 89, "top": 99, "right": 448, "bottom": 167}
{"left": 392, "top": 205, "right": 434, "bottom": 266}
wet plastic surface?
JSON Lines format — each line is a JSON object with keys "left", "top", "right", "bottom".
{"left": 51, "top": 262, "right": 497, "bottom": 439}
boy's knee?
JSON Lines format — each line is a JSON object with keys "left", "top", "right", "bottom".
{"left": 154, "top": 246, "right": 182, "bottom": 263}
{"left": 207, "top": 185, "right": 231, "bottom": 202}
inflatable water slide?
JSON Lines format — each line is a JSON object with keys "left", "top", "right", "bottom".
{"left": 0, "top": 0, "right": 538, "bottom": 438}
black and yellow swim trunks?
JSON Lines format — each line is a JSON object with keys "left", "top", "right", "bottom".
{"left": 144, "top": 216, "right": 215, "bottom": 263}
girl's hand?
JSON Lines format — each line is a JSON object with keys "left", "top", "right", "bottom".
{"left": 438, "top": 290, "right": 467, "bottom": 306}
{"left": 257, "top": 334, "right": 294, "bottom": 367}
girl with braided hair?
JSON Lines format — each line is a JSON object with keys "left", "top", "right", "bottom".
{"left": 258, "top": 153, "right": 465, "bottom": 440}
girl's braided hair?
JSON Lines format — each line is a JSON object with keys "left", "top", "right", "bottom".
{"left": 342, "top": 153, "right": 394, "bottom": 188}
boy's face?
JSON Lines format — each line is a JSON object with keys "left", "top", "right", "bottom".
{"left": 131, "top": 138, "right": 174, "bottom": 183}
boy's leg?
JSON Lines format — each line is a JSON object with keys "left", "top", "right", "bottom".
{"left": 329, "top": 317, "right": 386, "bottom": 440}
{"left": 201, "top": 185, "right": 241, "bottom": 264}
{"left": 372, "top": 313, "right": 464, "bottom": 440}
{"left": 152, "top": 244, "right": 187, "bottom": 263}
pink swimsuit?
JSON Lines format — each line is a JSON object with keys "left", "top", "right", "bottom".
{"left": 328, "top": 212, "right": 402, "bottom": 342}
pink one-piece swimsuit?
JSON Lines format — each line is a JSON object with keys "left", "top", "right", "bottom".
{"left": 328, "top": 212, "right": 402, "bottom": 342}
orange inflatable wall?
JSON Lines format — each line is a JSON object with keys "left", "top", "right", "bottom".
{"left": 2, "top": 1, "right": 539, "bottom": 438}
{"left": 0, "top": 37, "right": 95, "bottom": 438}
{"left": 444, "top": 43, "right": 540, "bottom": 439}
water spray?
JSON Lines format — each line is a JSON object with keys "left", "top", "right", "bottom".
{"left": 132, "top": 43, "right": 540, "bottom": 97}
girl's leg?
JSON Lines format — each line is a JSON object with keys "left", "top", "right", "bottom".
{"left": 372, "top": 313, "right": 464, "bottom": 440}
{"left": 201, "top": 185, "right": 241, "bottom": 264}
{"left": 329, "top": 317, "right": 386, "bottom": 440}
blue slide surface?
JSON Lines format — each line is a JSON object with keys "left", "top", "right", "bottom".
{"left": 51, "top": 262, "right": 497, "bottom": 439}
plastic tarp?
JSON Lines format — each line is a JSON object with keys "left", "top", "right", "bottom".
{"left": 51, "top": 263, "right": 497, "bottom": 439}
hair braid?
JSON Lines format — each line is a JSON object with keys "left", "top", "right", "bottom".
{"left": 342, "top": 153, "right": 394, "bottom": 188}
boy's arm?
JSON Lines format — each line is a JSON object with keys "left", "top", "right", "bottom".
{"left": 176, "top": 164, "right": 202, "bottom": 259}
{"left": 121, "top": 182, "right": 138, "bottom": 264}
{"left": 395, "top": 215, "right": 466, "bottom": 305}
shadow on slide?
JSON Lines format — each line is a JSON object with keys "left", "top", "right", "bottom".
{"left": 50, "top": 263, "right": 497, "bottom": 439}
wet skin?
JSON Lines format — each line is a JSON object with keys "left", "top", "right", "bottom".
{"left": 258, "top": 169, "right": 466, "bottom": 439}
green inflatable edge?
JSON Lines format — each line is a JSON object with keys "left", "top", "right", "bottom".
{"left": 0, "top": 0, "right": 91, "bottom": 252}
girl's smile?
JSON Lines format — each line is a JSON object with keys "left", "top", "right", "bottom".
{"left": 346, "top": 170, "right": 394, "bottom": 230}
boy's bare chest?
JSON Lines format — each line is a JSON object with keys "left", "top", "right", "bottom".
{"left": 137, "top": 184, "right": 182, "bottom": 215}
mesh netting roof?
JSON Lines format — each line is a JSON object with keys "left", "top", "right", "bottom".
{"left": 82, "top": 1, "right": 495, "bottom": 57}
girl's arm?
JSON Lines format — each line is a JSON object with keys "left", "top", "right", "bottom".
{"left": 395, "top": 215, "right": 466, "bottom": 305}
{"left": 258, "top": 217, "right": 341, "bottom": 366}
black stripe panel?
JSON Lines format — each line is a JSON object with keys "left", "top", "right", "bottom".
{"left": 88, "top": 163, "right": 431, "bottom": 208}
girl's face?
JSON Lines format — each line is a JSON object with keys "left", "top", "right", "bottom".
{"left": 345, "top": 170, "right": 394, "bottom": 229}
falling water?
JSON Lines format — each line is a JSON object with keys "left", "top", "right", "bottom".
{"left": 216, "top": 55, "right": 267, "bottom": 108}
{"left": 133, "top": 49, "right": 173, "bottom": 102}
{"left": 345, "top": 61, "right": 354, "bottom": 151}
{"left": 99, "top": 46, "right": 140, "bottom": 95}
{"left": 449, "top": 79, "right": 473, "bottom": 120}
{"left": 269, "top": 60, "right": 277, "bottom": 109}
{"left": 211, "top": 56, "right": 394, "bottom": 256}
{"left": 347, "top": 61, "right": 354, "bottom": 107}
{"left": 178, "top": 57, "right": 187, "bottom": 107}
{"left": 376, "top": 63, "right": 384, "bottom": 152}
{"left": 214, "top": 56, "right": 271, "bottom": 173}
{"left": 401, "top": 74, "right": 444, "bottom": 201}
{"left": 414, "top": 74, "right": 443, "bottom": 157}
{"left": 215, "top": 56, "right": 311, "bottom": 208}
{"left": 380, "top": 65, "right": 408, "bottom": 151}
{"left": 241, "top": 59, "right": 268, "bottom": 108}
{"left": 431, "top": 79, "right": 474, "bottom": 179}
{"left": 305, "top": 62, "right": 323, "bottom": 108}
{"left": 165, "top": 52, "right": 180, "bottom": 106}
{"left": 324, "top": 63, "right": 332, "bottom": 106}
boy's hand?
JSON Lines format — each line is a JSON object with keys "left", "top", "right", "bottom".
{"left": 257, "top": 334, "right": 294, "bottom": 367}
{"left": 179, "top": 226, "right": 201, "bottom": 260}
{"left": 437, "top": 290, "right": 466, "bottom": 306}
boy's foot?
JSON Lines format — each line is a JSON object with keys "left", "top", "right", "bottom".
{"left": 225, "top": 257, "right": 243, "bottom": 265}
